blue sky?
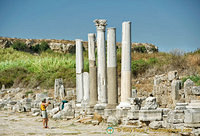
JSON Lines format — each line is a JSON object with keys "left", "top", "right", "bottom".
{"left": 0, "top": 0, "right": 200, "bottom": 52}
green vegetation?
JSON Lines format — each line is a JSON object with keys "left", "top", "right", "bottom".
{"left": 0, "top": 48, "right": 84, "bottom": 88}
{"left": 25, "top": 90, "right": 33, "bottom": 97}
{"left": 11, "top": 40, "right": 50, "bottom": 53}
{"left": 133, "top": 46, "right": 147, "bottom": 53}
{"left": 30, "top": 41, "right": 50, "bottom": 53}
{"left": 182, "top": 75, "right": 200, "bottom": 86}
{"left": 0, "top": 45, "right": 199, "bottom": 89}
{"left": 132, "top": 58, "right": 158, "bottom": 77}
{"left": 11, "top": 41, "right": 28, "bottom": 51}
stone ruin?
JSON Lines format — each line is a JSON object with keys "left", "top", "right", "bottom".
{"left": 0, "top": 19, "right": 200, "bottom": 135}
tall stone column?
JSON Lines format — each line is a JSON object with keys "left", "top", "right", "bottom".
{"left": 93, "top": 19, "right": 107, "bottom": 104}
{"left": 76, "top": 39, "right": 84, "bottom": 103}
{"left": 118, "top": 21, "right": 132, "bottom": 107}
{"left": 88, "top": 33, "right": 98, "bottom": 107}
{"left": 107, "top": 27, "right": 118, "bottom": 109}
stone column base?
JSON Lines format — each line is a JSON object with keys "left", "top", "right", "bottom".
{"left": 94, "top": 103, "right": 107, "bottom": 115}
{"left": 104, "top": 109, "right": 116, "bottom": 119}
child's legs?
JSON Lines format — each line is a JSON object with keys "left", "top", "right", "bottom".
{"left": 43, "top": 119, "right": 45, "bottom": 127}
{"left": 46, "top": 118, "right": 48, "bottom": 127}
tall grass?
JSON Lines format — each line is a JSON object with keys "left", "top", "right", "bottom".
{"left": 0, "top": 48, "right": 87, "bottom": 88}
{"left": 0, "top": 47, "right": 199, "bottom": 89}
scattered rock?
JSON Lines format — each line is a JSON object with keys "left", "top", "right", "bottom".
{"left": 149, "top": 121, "right": 162, "bottom": 129}
{"left": 32, "top": 112, "right": 40, "bottom": 116}
{"left": 168, "top": 70, "right": 179, "bottom": 81}
{"left": 92, "top": 120, "right": 100, "bottom": 125}
{"left": 53, "top": 111, "right": 61, "bottom": 120}
{"left": 192, "top": 86, "right": 200, "bottom": 95}
{"left": 107, "top": 115, "right": 118, "bottom": 126}
{"left": 141, "top": 97, "right": 158, "bottom": 110}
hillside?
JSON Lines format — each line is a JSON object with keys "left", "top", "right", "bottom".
{"left": 0, "top": 37, "right": 199, "bottom": 92}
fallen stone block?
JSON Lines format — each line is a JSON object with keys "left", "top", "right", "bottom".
{"left": 185, "top": 109, "right": 200, "bottom": 124}
{"left": 141, "top": 97, "right": 158, "bottom": 110}
{"left": 104, "top": 109, "right": 116, "bottom": 118}
{"left": 175, "top": 103, "right": 188, "bottom": 110}
{"left": 168, "top": 70, "right": 178, "bottom": 81}
{"left": 31, "top": 108, "right": 40, "bottom": 113}
{"left": 107, "top": 115, "right": 119, "bottom": 126}
{"left": 167, "top": 110, "right": 184, "bottom": 124}
{"left": 50, "top": 107, "right": 59, "bottom": 116}
{"left": 53, "top": 111, "right": 61, "bottom": 120}
{"left": 192, "top": 86, "right": 200, "bottom": 95}
{"left": 127, "top": 110, "right": 139, "bottom": 120}
{"left": 139, "top": 109, "right": 162, "bottom": 121}
{"left": 149, "top": 121, "right": 162, "bottom": 129}
{"left": 32, "top": 112, "right": 40, "bottom": 116}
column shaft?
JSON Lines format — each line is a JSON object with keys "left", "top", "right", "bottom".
{"left": 121, "top": 21, "right": 132, "bottom": 103}
{"left": 76, "top": 39, "right": 84, "bottom": 103}
{"left": 94, "top": 19, "right": 107, "bottom": 104}
{"left": 107, "top": 28, "right": 118, "bottom": 108}
{"left": 88, "top": 33, "right": 98, "bottom": 106}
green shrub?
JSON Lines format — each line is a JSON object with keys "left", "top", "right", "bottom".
{"left": 25, "top": 90, "right": 33, "bottom": 97}
{"left": 31, "top": 41, "right": 50, "bottom": 53}
{"left": 132, "top": 59, "right": 148, "bottom": 77}
{"left": 131, "top": 58, "right": 158, "bottom": 77}
{"left": 11, "top": 41, "right": 28, "bottom": 51}
{"left": 133, "top": 46, "right": 147, "bottom": 53}
{"left": 182, "top": 75, "right": 200, "bottom": 86}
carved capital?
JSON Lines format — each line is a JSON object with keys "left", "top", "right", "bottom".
{"left": 93, "top": 19, "right": 107, "bottom": 31}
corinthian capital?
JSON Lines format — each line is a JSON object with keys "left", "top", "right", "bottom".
{"left": 93, "top": 19, "right": 107, "bottom": 31}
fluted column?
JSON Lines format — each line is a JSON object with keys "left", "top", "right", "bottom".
{"left": 94, "top": 19, "right": 107, "bottom": 104}
{"left": 107, "top": 27, "right": 118, "bottom": 109}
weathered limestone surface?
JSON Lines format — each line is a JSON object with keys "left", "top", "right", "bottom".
{"left": 167, "top": 110, "right": 185, "bottom": 124}
{"left": 54, "top": 78, "right": 66, "bottom": 99}
{"left": 141, "top": 97, "right": 158, "bottom": 110}
{"left": 83, "top": 72, "right": 89, "bottom": 103}
{"left": 184, "top": 100, "right": 200, "bottom": 128}
{"left": 76, "top": 39, "right": 84, "bottom": 103}
{"left": 149, "top": 121, "right": 162, "bottom": 129}
{"left": 171, "top": 80, "right": 182, "bottom": 104}
{"left": 118, "top": 21, "right": 132, "bottom": 108}
{"left": 168, "top": 70, "right": 179, "bottom": 81}
{"left": 94, "top": 19, "right": 107, "bottom": 104}
{"left": 131, "top": 89, "right": 137, "bottom": 98}
{"left": 107, "top": 27, "right": 118, "bottom": 109}
{"left": 139, "top": 109, "right": 162, "bottom": 121}
{"left": 184, "top": 79, "right": 194, "bottom": 100}
{"left": 76, "top": 74, "right": 83, "bottom": 103}
{"left": 127, "top": 110, "right": 139, "bottom": 120}
{"left": 88, "top": 33, "right": 97, "bottom": 107}
{"left": 192, "top": 86, "right": 200, "bottom": 95}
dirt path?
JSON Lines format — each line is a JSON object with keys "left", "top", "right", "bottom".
{"left": 0, "top": 111, "right": 180, "bottom": 136}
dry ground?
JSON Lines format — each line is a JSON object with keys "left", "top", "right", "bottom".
{"left": 0, "top": 111, "right": 183, "bottom": 136}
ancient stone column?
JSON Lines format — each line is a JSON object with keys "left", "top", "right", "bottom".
{"left": 88, "top": 33, "right": 98, "bottom": 107}
{"left": 119, "top": 21, "right": 132, "bottom": 107}
{"left": 83, "top": 72, "right": 89, "bottom": 103}
{"left": 107, "top": 27, "right": 118, "bottom": 108}
{"left": 76, "top": 39, "right": 84, "bottom": 103}
{"left": 93, "top": 19, "right": 107, "bottom": 104}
